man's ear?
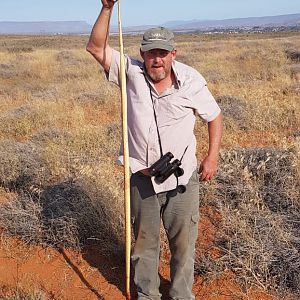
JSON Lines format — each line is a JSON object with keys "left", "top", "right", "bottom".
{"left": 171, "top": 49, "right": 177, "bottom": 61}
{"left": 140, "top": 49, "right": 145, "bottom": 59}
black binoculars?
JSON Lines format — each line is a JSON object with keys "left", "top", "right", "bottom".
{"left": 149, "top": 152, "right": 184, "bottom": 183}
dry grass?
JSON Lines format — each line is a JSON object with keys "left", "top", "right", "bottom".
{"left": 0, "top": 285, "right": 49, "bottom": 300}
{"left": 0, "top": 31, "right": 299, "bottom": 298}
{"left": 195, "top": 145, "right": 300, "bottom": 297}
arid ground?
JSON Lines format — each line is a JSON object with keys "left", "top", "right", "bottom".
{"left": 0, "top": 31, "right": 299, "bottom": 299}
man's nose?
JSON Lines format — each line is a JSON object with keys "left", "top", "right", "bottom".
{"left": 153, "top": 56, "right": 161, "bottom": 63}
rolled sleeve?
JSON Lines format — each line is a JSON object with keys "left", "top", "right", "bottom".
{"left": 107, "top": 49, "right": 121, "bottom": 85}
{"left": 195, "top": 85, "right": 221, "bottom": 122}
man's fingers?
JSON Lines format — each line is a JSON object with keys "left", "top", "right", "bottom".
{"left": 201, "top": 172, "right": 211, "bottom": 181}
{"left": 199, "top": 169, "right": 216, "bottom": 181}
{"left": 200, "top": 170, "right": 209, "bottom": 181}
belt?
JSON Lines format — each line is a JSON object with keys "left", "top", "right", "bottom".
{"left": 138, "top": 168, "right": 151, "bottom": 177}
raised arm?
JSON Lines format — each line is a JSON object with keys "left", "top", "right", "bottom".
{"left": 86, "top": 0, "right": 117, "bottom": 72}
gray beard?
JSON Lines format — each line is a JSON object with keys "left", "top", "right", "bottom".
{"left": 148, "top": 69, "right": 167, "bottom": 82}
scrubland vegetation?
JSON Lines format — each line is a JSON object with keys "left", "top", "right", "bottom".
{"left": 0, "top": 32, "right": 299, "bottom": 299}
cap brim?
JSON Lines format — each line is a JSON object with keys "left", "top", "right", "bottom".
{"left": 140, "top": 41, "right": 174, "bottom": 52}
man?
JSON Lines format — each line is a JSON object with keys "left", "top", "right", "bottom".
{"left": 87, "top": 1, "right": 223, "bottom": 299}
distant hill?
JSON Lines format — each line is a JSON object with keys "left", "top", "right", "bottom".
{"left": 162, "top": 13, "right": 300, "bottom": 31}
{"left": 0, "top": 21, "right": 91, "bottom": 35}
{"left": 0, "top": 13, "right": 299, "bottom": 35}
{"left": 115, "top": 13, "right": 300, "bottom": 34}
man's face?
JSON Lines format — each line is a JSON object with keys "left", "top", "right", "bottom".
{"left": 141, "top": 48, "right": 177, "bottom": 82}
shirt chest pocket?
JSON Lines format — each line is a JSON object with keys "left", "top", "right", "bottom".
{"left": 156, "top": 96, "right": 192, "bottom": 127}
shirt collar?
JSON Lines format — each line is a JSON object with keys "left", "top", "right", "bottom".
{"left": 172, "top": 61, "right": 182, "bottom": 88}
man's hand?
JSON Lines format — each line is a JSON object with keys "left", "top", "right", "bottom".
{"left": 102, "top": 0, "right": 117, "bottom": 9}
{"left": 198, "top": 155, "right": 218, "bottom": 181}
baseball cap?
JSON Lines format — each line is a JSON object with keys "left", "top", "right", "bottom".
{"left": 140, "top": 27, "right": 175, "bottom": 52}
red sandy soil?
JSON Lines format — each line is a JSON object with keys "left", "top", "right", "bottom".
{"left": 0, "top": 191, "right": 279, "bottom": 300}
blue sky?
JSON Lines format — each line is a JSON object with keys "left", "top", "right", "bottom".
{"left": 1, "top": 0, "right": 299, "bottom": 26}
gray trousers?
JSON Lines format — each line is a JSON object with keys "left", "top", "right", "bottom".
{"left": 130, "top": 171, "right": 200, "bottom": 300}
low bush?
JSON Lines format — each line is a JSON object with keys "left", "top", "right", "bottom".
{"left": 196, "top": 147, "right": 300, "bottom": 296}
{"left": 286, "top": 49, "right": 300, "bottom": 62}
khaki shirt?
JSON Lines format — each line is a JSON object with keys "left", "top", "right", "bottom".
{"left": 108, "top": 49, "right": 221, "bottom": 193}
